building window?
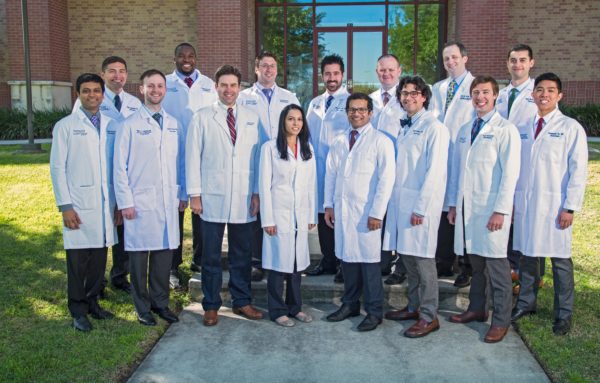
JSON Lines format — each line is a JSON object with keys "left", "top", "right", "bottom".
{"left": 256, "top": 0, "right": 447, "bottom": 106}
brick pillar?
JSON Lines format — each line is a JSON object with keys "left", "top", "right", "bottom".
{"left": 6, "top": 0, "right": 71, "bottom": 109}
{"left": 197, "top": 0, "right": 251, "bottom": 82}
{"left": 455, "top": 0, "right": 509, "bottom": 79}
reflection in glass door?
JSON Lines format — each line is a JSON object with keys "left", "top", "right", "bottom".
{"left": 351, "top": 31, "right": 383, "bottom": 94}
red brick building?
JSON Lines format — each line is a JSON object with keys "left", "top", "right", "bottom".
{"left": 0, "top": 0, "right": 598, "bottom": 109}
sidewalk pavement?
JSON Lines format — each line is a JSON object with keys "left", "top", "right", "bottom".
{"left": 127, "top": 301, "right": 550, "bottom": 383}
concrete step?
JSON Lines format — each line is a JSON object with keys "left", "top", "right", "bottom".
{"left": 188, "top": 271, "right": 470, "bottom": 310}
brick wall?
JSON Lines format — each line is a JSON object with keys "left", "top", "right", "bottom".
{"left": 0, "top": 0, "right": 9, "bottom": 107}
{"left": 507, "top": 0, "right": 600, "bottom": 105}
{"left": 68, "top": 0, "right": 197, "bottom": 93}
{"left": 197, "top": 0, "right": 252, "bottom": 82}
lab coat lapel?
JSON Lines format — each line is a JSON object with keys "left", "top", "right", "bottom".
{"left": 212, "top": 104, "right": 231, "bottom": 141}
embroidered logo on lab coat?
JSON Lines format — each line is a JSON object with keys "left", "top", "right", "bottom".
{"left": 247, "top": 122, "right": 256, "bottom": 126}
{"left": 525, "top": 97, "right": 535, "bottom": 103}
{"left": 100, "top": 105, "right": 110, "bottom": 111}
{"left": 279, "top": 99, "right": 289, "bottom": 103}
{"left": 201, "top": 87, "right": 212, "bottom": 92}
{"left": 107, "top": 130, "right": 116, "bottom": 135}
{"left": 412, "top": 130, "right": 424, "bottom": 136}
{"left": 520, "top": 133, "right": 529, "bottom": 139}
{"left": 481, "top": 134, "right": 494, "bottom": 140}
{"left": 460, "top": 95, "right": 471, "bottom": 100}
{"left": 458, "top": 137, "right": 467, "bottom": 144}
{"left": 549, "top": 132, "right": 564, "bottom": 138}
{"left": 127, "top": 106, "right": 139, "bottom": 111}
{"left": 312, "top": 103, "right": 321, "bottom": 110}
{"left": 136, "top": 129, "right": 152, "bottom": 135}
{"left": 167, "top": 128, "right": 178, "bottom": 133}
{"left": 73, "top": 129, "right": 87, "bottom": 136}
{"left": 245, "top": 100, "right": 258, "bottom": 105}
{"left": 167, "top": 87, "right": 178, "bottom": 92}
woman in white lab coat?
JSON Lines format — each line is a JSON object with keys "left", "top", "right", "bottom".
{"left": 259, "top": 104, "right": 317, "bottom": 327}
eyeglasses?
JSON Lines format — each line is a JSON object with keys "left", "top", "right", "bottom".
{"left": 399, "top": 90, "right": 422, "bottom": 98}
{"left": 346, "top": 107, "right": 369, "bottom": 114}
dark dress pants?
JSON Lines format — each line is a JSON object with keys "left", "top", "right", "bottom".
{"left": 468, "top": 254, "right": 512, "bottom": 327}
{"left": 191, "top": 212, "right": 203, "bottom": 266}
{"left": 516, "top": 256, "right": 573, "bottom": 320}
{"left": 317, "top": 213, "right": 337, "bottom": 271}
{"left": 341, "top": 261, "right": 383, "bottom": 319}
{"left": 66, "top": 247, "right": 108, "bottom": 317}
{"left": 267, "top": 260, "right": 302, "bottom": 321}
{"left": 129, "top": 249, "right": 173, "bottom": 315}
{"left": 201, "top": 219, "right": 253, "bottom": 311}
{"left": 170, "top": 210, "right": 185, "bottom": 271}
{"left": 251, "top": 213, "right": 263, "bottom": 269}
{"left": 435, "top": 211, "right": 458, "bottom": 273}
{"left": 109, "top": 224, "right": 129, "bottom": 286}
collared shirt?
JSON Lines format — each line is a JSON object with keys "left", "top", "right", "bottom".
{"left": 506, "top": 77, "right": 532, "bottom": 98}
{"left": 103, "top": 87, "right": 122, "bottom": 105}
{"left": 217, "top": 100, "right": 237, "bottom": 129}
{"left": 79, "top": 106, "right": 101, "bottom": 131}
{"left": 175, "top": 69, "right": 199, "bottom": 84}
{"left": 478, "top": 108, "right": 496, "bottom": 125}
{"left": 452, "top": 70, "right": 468, "bottom": 85}
{"left": 142, "top": 105, "right": 165, "bottom": 128}
{"left": 534, "top": 107, "right": 559, "bottom": 134}
{"left": 381, "top": 84, "right": 398, "bottom": 100}
{"left": 403, "top": 108, "right": 426, "bottom": 135}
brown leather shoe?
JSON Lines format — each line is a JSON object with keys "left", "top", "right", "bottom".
{"left": 232, "top": 305, "right": 263, "bottom": 320}
{"left": 448, "top": 311, "right": 489, "bottom": 324}
{"left": 203, "top": 309, "right": 218, "bottom": 326}
{"left": 384, "top": 306, "right": 419, "bottom": 321}
{"left": 484, "top": 325, "right": 509, "bottom": 343}
{"left": 404, "top": 318, "right": 440, "bottom": 338}
{"left": 510, "top": 269, "right": 519, "bottom": 282}
{"left": 512, "top": 284, "right": 521, "bottom": 296}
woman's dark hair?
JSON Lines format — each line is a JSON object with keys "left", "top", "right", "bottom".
{"left": 276, "top": 104, "right": 312, "bottom": 161}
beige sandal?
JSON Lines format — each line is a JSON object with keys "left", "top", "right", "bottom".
{"left": 294, "top": 312, "right": 313, "bottom": 323}
{"left": 275, "top": 315, "right": 295, "bottom": 327}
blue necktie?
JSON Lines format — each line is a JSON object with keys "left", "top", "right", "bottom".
{"left": 152, "top": 113, "right": 163, "bottom": 129}
{"left": 114, "top": 94, "right": 122, "bottom": 112}
{"left": 261, "top": 88, "right": 273, "bottom": 104}
{"left": 90, "top": 114, "right": 100, "bottom": 131}
{"left": 325, "top": 95, "right": 334, "bottom": 112}
{"left": 471, "top": 118, "right": 483, "bottom": 144}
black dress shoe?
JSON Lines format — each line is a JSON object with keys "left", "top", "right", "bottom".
{"left": 251, "top": 267, "right": 264, "bottom": 282}
{"left": 89, "top": 305, "right": 115, "bottom": 320}
{"left": 305, "top": 264, "right": 336, "bottom": 276}
{"left": 510, "top": 308, "right": 536, "bottom": 322}
{"left": 552, "top": 318, "right": 571, "bottom": 335}
{"left": 437, "top": 268, "right": 454, "bottom": 277}
{"left": 112, "top": 282, "right": 132, "bottom": 294}
{"left": 190, "top": 262, "right": 201, "bottom": 272}
{"left": 453, "top": 272, "right": 471, "bottom": 287}
{"left": 357, "top": 314, "right": 382, "bottom": 332}
{"left": 73, "top": 315, "right": 92, "bottom": 332}
{"left": 326, "top": 304, "right": 361, "bottom": 322}
{"left": 137, "top": 312, "right": 157, "bottom": 326}
{"left": 384, "top": 273, "right": 406, "bottom": 285}
{"left": 334, "top": 268, "right": 344, "bottom": 284}
{"left": 152, "top": 307, "right": 179, "bottom": 323}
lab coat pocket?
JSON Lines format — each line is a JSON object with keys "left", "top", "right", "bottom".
{"left": 133, "top": 187, "right": 156, "bottom": 211}
{"left": 71, "top": 185, "right": 97, "bottom": 211}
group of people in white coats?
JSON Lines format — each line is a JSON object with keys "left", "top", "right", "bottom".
{"left": 50, "top": 42, "right": 588, "bottom": 339}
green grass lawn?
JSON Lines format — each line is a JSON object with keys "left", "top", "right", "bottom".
{"left": 0, "top": 143, "right": 598, "bottom": 383}
{"left": 0, "top": 144, "right": 192, "bottom": 383}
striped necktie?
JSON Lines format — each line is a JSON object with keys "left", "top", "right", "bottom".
{"left": 325, "top": 95, "right": 334, "bottom": 112}
{"left": 227, "top": 107, "right": 236, "bottom": 145}
{"left": 383, "top": 92, "right": 390, "bottom": 106}
{"left": 471, "top": 118, "right": 483, "bottom": 144}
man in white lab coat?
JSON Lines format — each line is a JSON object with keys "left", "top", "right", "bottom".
{"left": 238, "top": 51, "right": 301, "bottom": 282}
{"left": 114, "top": 69, "right": 186, "bottom": 326}
{"left": 510, "top": 73, "right": 588, "bottom": 336}
{"left": 305, "top": 54, "right": 351, "bottom": 283}
{"left": 324, "top": 93, "right": 395, "bottom": 332}
{"left": 447, "top": 76, "right": 521, "bottom": 343}
{"left": 383, "top": 76, "right": 449, "bottom": 338}
{"left": 368, "top": 53, "right": 407, "bottom": 284}
{"left": 162, "top": 43, "right": 218, "bottom": 289}
{"left": 72, "top": 56, "right": 141, "bottom": 294}
{"left": 496, "top": 44, "right": 540, "bottom": 288}
{"left": 429, "top": 42, "right": 476, "bottom": 287}
{"left": 186, "top": 65, "right": 263, "bottom": 326}
{"left": 50, "top": 73, "right": 117, "bottom": 332}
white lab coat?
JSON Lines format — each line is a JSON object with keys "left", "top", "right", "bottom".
{"left": 50, "top": 109, "right": 117, "bottom": 249}
{"left": 371, "top": 96, "right": 407, "bottom": 146}
{"left": 238, "top": 83, "right": 301, "bottom": 143}
{"left": 324, "top": 124, "right": 395, "bottom": 263}
{"left": 186, "top": 102, "right": 262, "bottom": 223}
{"left": 429, "top": 72, "right": 476, "bottom": 209}
{"left": 72, "top": 89, "right": 141, "bottom": 122}
{"left": 162, "top": 70, "right": 217, "bottom": 137}
{"left": 448, "top": 111, "right": 521, "bottom": 258}
{"left": 306, "top": 86, "right": 351, "bottom": 212}
{"left": 383, "top": 111, "right": 449, "bottom": 258}
{"left": 513, "top": 110, "right": 588, "bottom": 258}
{"left": 113, "top": 108, "right": 186, "bottom": 251}
{"left": 259, "top": 140, "right": 318, "bottom": 273}
{"left": 370, "top": 86, "right": 398, "bottom": 129}
{"left": 496, "top": 78, "right": 537, "bottom": 125}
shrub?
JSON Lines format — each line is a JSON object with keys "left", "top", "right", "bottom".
{"left": 0, "top": 108, "right": 70, "bottom": 140}
{"left": 560, "top": 103, "right": 600, "bottom": 137}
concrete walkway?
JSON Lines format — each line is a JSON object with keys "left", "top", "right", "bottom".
{"left": 127, "top": 301, "right": 549, "bottom": 383}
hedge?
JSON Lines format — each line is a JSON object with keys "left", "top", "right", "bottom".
{"left": 0, "top": 108, "right": 70, "bottom": 140}
{"left": 0, "top": 103, "right": 599, "bottom": 140}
